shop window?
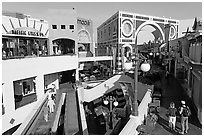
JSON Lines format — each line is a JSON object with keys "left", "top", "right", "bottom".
{"left": 101, "top": 31, "right": 102, "bottom": 38}
{"left": 69, "top": 25, "right": 74, "bottom": 29}
{"left": 108, "top": 27, "right": 111, "bottom": 36}
{"left": 61, "top": 25, "right": 66, "bottom": 29}
{"left": 13, "top": 78, "right": 37, "bottom": 109}
{"left": 98, "top": 32, "right": 100, "bottom": 40}
{"left": 52, "top": 25, "right": 57, "bottom": 29}
{"left": 2, "top": 38, "right": 48, "bottom": 59}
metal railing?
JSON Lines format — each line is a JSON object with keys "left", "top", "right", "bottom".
{"left": 2, "top": 53, "right": 76, "bottom": 60}
{"left": 51, "top": 93, "right": 66, "bottom": 134}
{"left": 13, "top": 94, "right": 48, "bottom": 135}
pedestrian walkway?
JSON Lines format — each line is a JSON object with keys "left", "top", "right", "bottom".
{"left": 151, "top": 73, "right": 202, "bottom": 135}
{"left": 30, "top": 83, "right": 77, "bottom": 135}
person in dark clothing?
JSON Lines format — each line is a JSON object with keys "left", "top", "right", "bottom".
{"left": 167, "top": 102, "right": 177, "bottom": 131}
{"left": 178, "top": 101, "right": 191, "bottom": 134}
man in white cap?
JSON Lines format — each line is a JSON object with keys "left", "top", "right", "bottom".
{"left": 179, "top": 100, "right": 191, "bottom": 134}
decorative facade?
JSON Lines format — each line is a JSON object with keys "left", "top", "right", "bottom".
{"left": 97, "top": 11, "right": 179, "bottom": 72}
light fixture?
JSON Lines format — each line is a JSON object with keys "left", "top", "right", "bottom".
{"left": 140, "top": 61, "right": 151, "bottom": 72}
{"left": 149, "top": 52, "right": 153, "bottom": 56}
{"left": 103, "top": 100, "right": 109, "bottom": 105}
{"left": 113, "top": 101, "right": 119, "bottom": 107}
{"left": 156, "top": 52, "right": 159, "bottom": 56}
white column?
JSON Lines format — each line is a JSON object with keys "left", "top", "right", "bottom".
{"left": 2, "top": 81, "right": 15, "bottom": 114}
{"left": 35, "top": 74, "right": 45, "bottom": 100}
{"left": 48, "top": 39, "right": 54, "bottom": 55}
{"left": 75, "top": 69, "right": 79, "bottom": 81}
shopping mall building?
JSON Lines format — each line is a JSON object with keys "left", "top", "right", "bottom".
{"left": 2, "top": 10, "right": 73, "bottom": 134}
{"left": 2, "top": 8, "right": 114, "bottom": 134}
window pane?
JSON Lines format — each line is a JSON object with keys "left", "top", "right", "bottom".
{"left": 69, "top": 25, "right": 74, "bottom": 29}
{"left": 61, "top": 25, "right": 66, "bottom": 29}
{"left": 52, "top": 25, "right": 57, "bottom": 29}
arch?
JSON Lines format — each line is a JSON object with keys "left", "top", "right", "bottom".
{"left": 52, "top": 38, "right": 75, "bottom": 54}
{"left": 78, "top": 43, "right": 85, "bottom": 51}
{"left": 122, "top": 44, "right": 133, "bottom": 53}
{"left": 122, "top": 44, "right": 133, "bottom": 70}
{"left": 134, "top": 21, "right": 165, "bottom": 44}
{"left": 78, "top": 29, "right": 92, "bottom": 43}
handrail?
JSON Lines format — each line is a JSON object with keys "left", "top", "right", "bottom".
{"left": 2, "top": 53, "right": 76, "bottom": 60}
{"left": 51, "top": 93, "right": 66, "bottom": 134}
{"left": 13, "top": 94, "right": 48, "bottom": 135}
{"left": 119, "top": 89, "right": 153, "bottom": 135}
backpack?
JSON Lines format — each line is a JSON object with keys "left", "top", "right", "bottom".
{"left": 182, "top": 106, "right": 191, "bottom": 117}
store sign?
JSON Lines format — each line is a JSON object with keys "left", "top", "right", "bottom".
{"left": 8, "top": 27, "right": 45, "bottom": 37}
{"left": 77, "top": 19, "right": 90, "bottom": 26}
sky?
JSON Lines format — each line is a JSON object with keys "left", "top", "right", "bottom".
{"left": 2, "top": 1, "right": 202, "bottom": 43}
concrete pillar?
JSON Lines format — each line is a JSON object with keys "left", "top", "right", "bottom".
{"left": 75, "top": 69, "right": 79, "bottom": 81}
{"left": 35, "top": 74, "right": 45, "bottom": 100}
{"left": 2, "top": 81, "right": 15, "bottom": 114}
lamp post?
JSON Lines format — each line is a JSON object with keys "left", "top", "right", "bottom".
{"left": 124, "top": 36, "right": 151, "bottom": 116}
{"left": 103, "top": 95, "right": 118, "bottom": 129}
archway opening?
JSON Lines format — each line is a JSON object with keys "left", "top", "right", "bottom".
{"left": 136, "top": 24, "right": 164, "bottom": 59}
{"left": 52, "top": 38, "right": 75, "bottom": 55}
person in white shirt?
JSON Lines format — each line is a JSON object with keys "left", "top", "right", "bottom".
{"left": 47, "top": 98, "right": 55, "bottom": 113}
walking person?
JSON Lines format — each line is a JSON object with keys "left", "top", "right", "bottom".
{"left": 167, "top": 102, "right": 177, "bottom": 131}
{"left": 179, "top": 101, "right": 191, "bottom": 134}
{"left": 47, "top": 98, "right": 55, "bottom": 113}
{"left": 44, "top": 106, "right": 49, "bottom": 122}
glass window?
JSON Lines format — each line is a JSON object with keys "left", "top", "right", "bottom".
{"left": 61, "top": 25, "right": 66, "bottom": 29}
{"left": 69, "top": 25, "right": 74, "bottom": 29}
{"left": 108, "top": 27, "right": 111, "bottom": 36}
{"left": 13, "top": 78, "right": 37, "bottom": 109}
{"left": 52, "top": 25, "right": 57, "bottom": 29}
{"left": 101, "top": 31, "right": 102, "bottom": 38}
{"left": 98, "top": 32, "right": 100, "bottom": 40}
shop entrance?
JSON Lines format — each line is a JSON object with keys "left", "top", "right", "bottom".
{"left": 2, "top": 37, "right": 48, "bottom": 59}
{"left": 59, "top": 70, "right": 76, "bottom": 84}
{"left": 52, "top": 38, "right": 75, "bottom": 55}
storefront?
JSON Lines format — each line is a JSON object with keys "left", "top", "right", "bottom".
{"left": 2, "top": 13, "right": 49, "bottom": 59}
{"left": 13, "top": 77, "right": 37, "bottom": 109}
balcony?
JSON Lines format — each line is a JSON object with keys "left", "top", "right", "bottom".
{"left": 2, "top": 54, "right": 78, "bottom": 82}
